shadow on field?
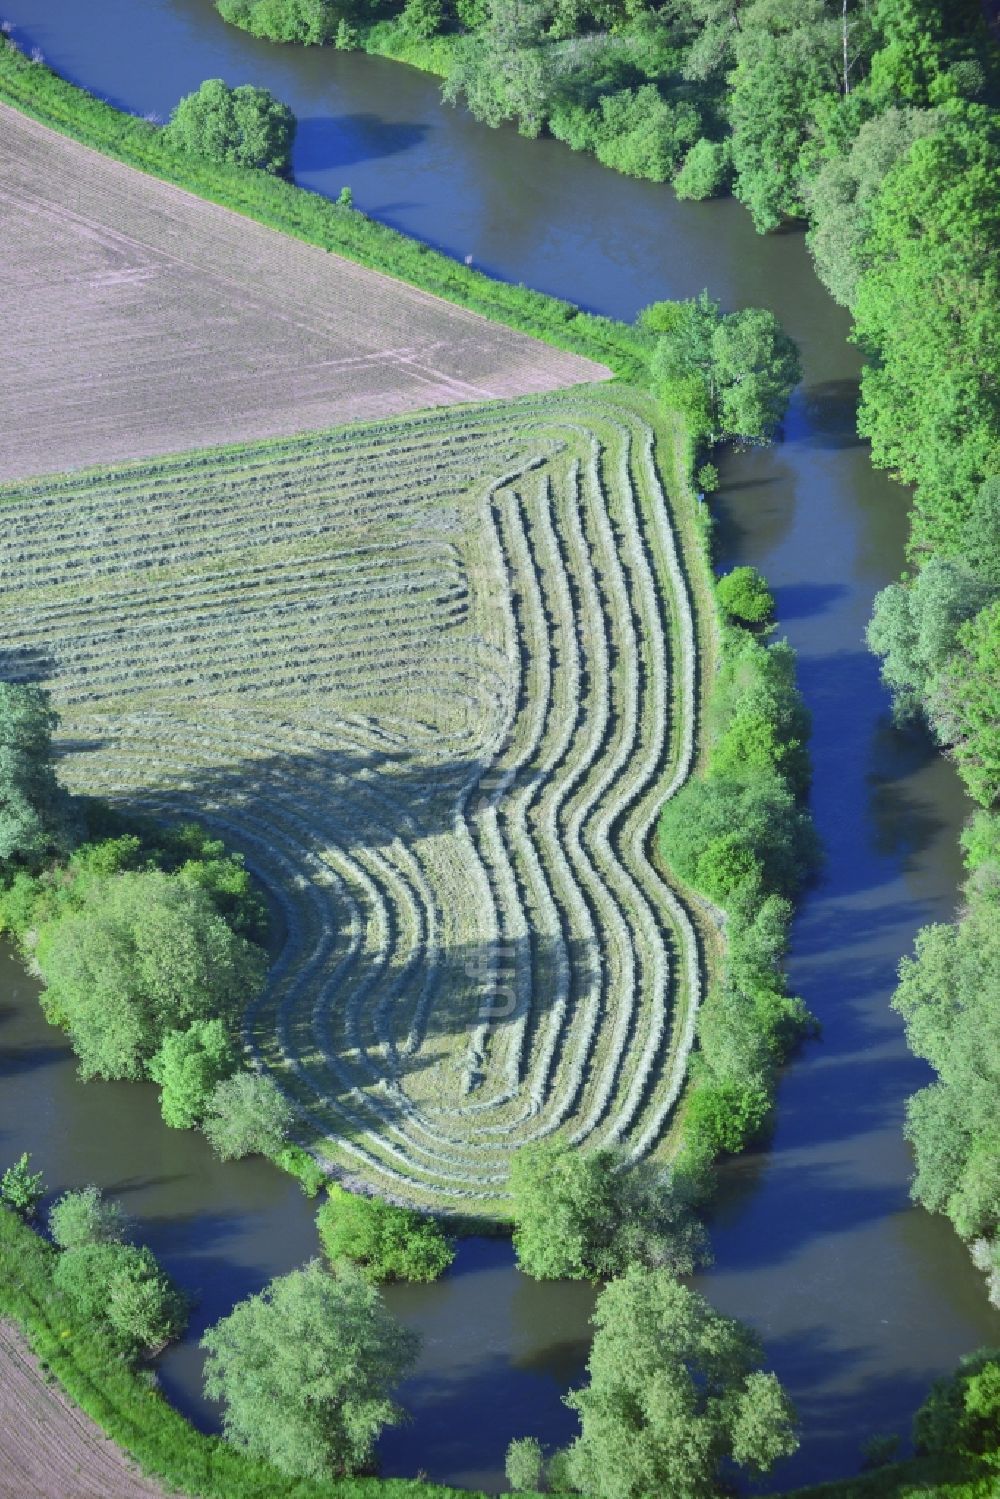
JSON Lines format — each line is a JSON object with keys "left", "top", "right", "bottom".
{"left": 114, "top": 740, "right": 635, "bottom": 1127}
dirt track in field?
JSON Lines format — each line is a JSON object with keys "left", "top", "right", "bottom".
{"left": 0, "top": 1321, "right": 168, "bottom": 1498}
{"left": 0, "top": 103, "right": 609, "bottom": 481}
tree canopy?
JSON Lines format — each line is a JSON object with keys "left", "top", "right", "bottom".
{"left": 853, "top": 106, "right": 1000, "bottom": 548}
{"left": 149, "top": 1019, "right": 240, "bottom": 1130}
{"left": 202, "top": 1070, "right": 295, "bottom": 1160}
{"left": 317, "top": 1186, "right": 454, "bottom": 1282}
{"left": 509, "top": 1139, "right": 708, "bottom": 1280}
{"left": 166, "top": 78, "right": 297, "bottom": 174}
{"left": 201, "top": 1260, "right": 418, "bottom": 1479}
{"left": 563, "top": 1266, "right": 798, "bottom": 1499}
{"left": 35, "top": 870, "right": 264, "bottom": 1080}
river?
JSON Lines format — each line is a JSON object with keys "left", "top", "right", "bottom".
{"left": 1, "top": 1, "right": 998, "bottom": 1490}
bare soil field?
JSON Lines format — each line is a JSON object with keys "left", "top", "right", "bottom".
{"left": 0, "top": 104, "right": 608, "bottom": 482}
{"left": 0, "top": 1321, "right": 167, "bottom": 1499}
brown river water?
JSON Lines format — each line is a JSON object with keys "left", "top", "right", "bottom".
{"left": 1, "top": 1, "right": 999, "bottom": 1489}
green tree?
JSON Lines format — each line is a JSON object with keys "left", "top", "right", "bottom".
{"left": 893, "top": 891, "right": 1000, "bottom": 1240}
{"left": 0, "top": 683, "right": 76, "bottom": 871}
{"left": 564, "top": 1266, "right": 798, "bottom": 1499}
{"left": 201, "top": 1259, "right": 418, "bottom": 1479}
{"left": 914, "top": 1348, "right": 1000, "bottom": 1460}
{"left": 673, "top": 137, "right": 732, "bottom": 200}
{"left": 506, "top": 1435, "right": 547, "bottom": 1491}
{"left": 442, "top": 0, "right": 553, "bottom": 137}
{"left": 729, "top": 0, "right": 842, "bottom": 232}
{"left": 165, "top": 78, "right": 296, "bottom": 174}
{"left": 927, "top": 599, "right": 1000, "bottom": 807}
{"left": 716, "top": 566, "right": 774, "bottom": 625}
{"left": 216, "top": 0, "right": 339, "bottom": 44}
{"left": 660, "top": 768, "right": 818, "bottom": 904}
{"left": 49, "top": 1185, "right": 131, "bottom": 1250}
{"left": 868, "top": 0, "right": 989, "bottom": 107}
{"left": 0, "top": 1152, "right": 44, "bottom": 1219}
{"left": 35, "top": 870, "right": 264, "bottom": 1081}
{"left": 509, "top": 1140, "right": 708, "bottom": 1280}
{"left": 711, "top": 307, "right": 802, "bottom": 441}
{"left": 650, "top": 293, "right": 799, "bottom": 443}
{"left": 149, "top": 1019, "right": 240, "bottom": 1130}
{"left": 853, "top": 106, "right": 1000, "bottom": 548}
{"left": 202, "top": 1070, "right": 294, "bottom": 1160}
{"left": 804, "top": 106, "right": 942, "bottom": 307}
{"left": 867, "top": 556, "right": 997, "bottom": 724}
{"left": 317, "top": 1185, "right": 454, "bottom": 1282}
{"left": 53, "top": 1242, "right": 188, "bottom": 1361}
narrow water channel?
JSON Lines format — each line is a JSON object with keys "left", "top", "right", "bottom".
{"left": 1, "top": 2, "right": 999, "bottom": 1491}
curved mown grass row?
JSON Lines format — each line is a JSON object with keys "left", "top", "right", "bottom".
{"left": 1, "top": 386, "right": 703, "bottom": 1210}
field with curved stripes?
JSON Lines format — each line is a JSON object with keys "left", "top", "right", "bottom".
{"left": 1, "top": 386, "right": 706, "bottom": 1211}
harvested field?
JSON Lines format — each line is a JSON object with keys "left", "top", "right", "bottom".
{"left": 0, "top": 1321, "right": 166, "bottom": 1499}
{"left": 0, "top": 103, "right": 608, "bottom": 483}
{"left": 0, "top": 385, "right": 702, "bottom": 1210}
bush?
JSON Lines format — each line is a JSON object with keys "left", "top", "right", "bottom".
{"left": 506, "top": 1436, "right": 546, "bottom": 1492}
{"left": 660, "top": 769, "right": 818, "bottom": 905}
{"left": 149, "top": 1019, "right": 240, "bottom": 1130}
{"left": 201, "top": 1260, "right": 419, "bottom": 1479}
{"left": 216, "top": 0, "right": 339, "bottom": 45}
{"left": 716, "top": 566, "right": 774, "bottom": 625}
{"left": 317, "top": 1185, "right": 454, "bottom": 1282}
{"left": 34, "top": 869, "right": 265, "bottom": 1081}
{"left": 674, "top": 136, "right": 732, "bottom": 200}
{"left": 0, "top": 1152, "right": 44, "bottom": 1219}
{"left": 592, "top": 87, "right": 701, "bottom": 182}
{"left": 53, "top": 1242, "right": 188, "bottom": 1361}
{"left": 49, "top": 1186, "right": 130, "bottom": 1250}
{"left": 165, "top": 79, "right": 296, "bottom": 175}
{"left": 202, "top": 1071, "right": 294, "bottom": 1160}
{"left": 509, "top": 1140, "right": 707, "bottom": 1281}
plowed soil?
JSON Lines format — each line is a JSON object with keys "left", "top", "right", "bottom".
{"left": 0, "top": 103, "right": 609, "bottom": 482}
{"left": 0, "top": 1321, "right": 167, "bottom": 1498}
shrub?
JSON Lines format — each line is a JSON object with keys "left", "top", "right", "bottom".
{"left": 660, "top": 769, "right": 818, "bottom": 905}
{"left": 216, "top": 0, "right": 339, "bottom": 45}
{"left": 165, "top": 79, "right": 296, "bottom": 175}
{"left": 509, "top": 1140, "right": 707, "bottom": 1281}
{"left": 592, "top": 87, "right": 701, "bottom": 182}
{"left": 203, "top": 1071, "right": 294, "bottom": 1160}
{"left": 317, "top": 1185, "right": 454, "bottom": 1282}
{"left": 201, "top": 1260, "right": 419, "bottom": 1479}
{"left": 506, "top": 1436, "right": 546, "bottom": 1492}
{"left": 0, "top": 1152, "right": 44, "bottom": 1219}
{"left": 674, "top": 136, "right": 732, "bottom": 200}
{"left": 53, "top": 1242, "right": 188, "bottom": 1361}
{"left": 49, "top": 1186, "right": 130, "bottom": 1250}
{"left": 716, "top": 565, "right": 774, "bottom": 625}
{"left": 34, "top": 870, "right": 265, "bottom": 1081}
{"left": 149, "top": 1019, "right": 240, "bottom": 1130}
